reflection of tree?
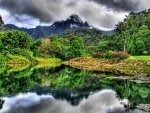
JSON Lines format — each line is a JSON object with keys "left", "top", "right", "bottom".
{"left": 50, "top": 67, "right": 101, "bottom": 90}
{"left": 101, "top": 79, "right": 150, "bottom": 106}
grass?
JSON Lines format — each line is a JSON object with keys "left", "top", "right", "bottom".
{"left": 33, "top": 57, "right": 62, "bottom": 64}
{"left": 128, "top": 56, "right": 150, "bottom": 61}
{"left": 7, "top": 54, "right": 31, "bottom": 65}
{"left": 30, "top": 63, "right": 61, "bottom": 71}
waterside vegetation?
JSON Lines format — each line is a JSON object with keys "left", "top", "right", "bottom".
{"left": 0, "top": 10, "right": 150, "bottom": 86}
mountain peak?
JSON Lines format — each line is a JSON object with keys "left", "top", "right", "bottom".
{"left": 53, "top": 14, "right": 89, "bottom": 29}
{"left": 67, "top": 14, "right": 83, "bottom": 23}
{"left": 3, "top": 14, "right": 91, "bottom": 39}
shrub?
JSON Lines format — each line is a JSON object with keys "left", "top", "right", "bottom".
{"left": 112, "top": 52, "right": 129, "bottom": 60}
{"left": 119, "top": 54, "right": 129, "bottom": 60}
{"left": 143, "top": 51, "right": 149, "bottom": 56}
{"left": 92, "top": 52, "right": 105, "bottom": 58}
{"left": 93, "top": 51, "right": 129, "bottom": 60}
{"left": 104, "top": 50, "right": 113, "bottom": 59}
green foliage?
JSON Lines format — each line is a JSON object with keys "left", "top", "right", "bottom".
{"left": 1, "top": 10, "right": 150, "bottom": 61}
{"left": 134, "top": 38, "right": 145, "bottom": 55}
{"left": 112, "top": 52, "right": 129, "bottom": 61}
{"left": 96, "top": 41, "right": 117, "bottom": 53}
{"left": 7, "top": 54, "right": 30, "bottom": 63}
{"left": 0, "top": 54, "right": 7, "bottom": 64}
{"left": 118, "top": 54, "right": 129, "bottom": 60}
{"left": 33, "top": 57, "right": 62, "bottom": 64}
{"left": 31, "top": 38, "right": 52, "bottom": 57}
{"left": 104, "top": 50, "right": 113, "bottom": 59}
{"left": 49, "top": 34, "right": 85, "bottom": 60}
{"left": 61, "top": 28, "right": 112, "bottom": 46}
{"left": 61, "top": 28, "right": 115, "bottom": 54}
{"left": 128, "top": 56, "right": 150, "bottom": 61}
{"left": 93, "top": 51, "right": 129, "bottom": 61}
{"left": 0, "top": 41, "right": 3, "bottom": 52}
{"left": 70, "top": 36, "right": 85, "bottom": 58}
{"left": 49, "top": 34, "right": 64, "bottom": 58}
{"left": 11, "top": 48, "right": 34, "bottom": 61}
{"left": 0, "top": 30, "right": 34, "bottom": 53}
{"left": 115, "top": 11, "right": 150, "bottom": 55}
{"left": 143, "top": 51, "right": 149, "bottom": 55}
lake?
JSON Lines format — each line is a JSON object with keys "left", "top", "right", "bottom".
{"left": 0, "top": 64, "right": 149, "bottom": 113}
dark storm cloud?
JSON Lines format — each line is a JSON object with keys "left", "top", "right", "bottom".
{"left": 0, "top": 0, "right": 150, "bottom": 29}
{"left": 0, "top": 0, "right": 62, "bottom": 22}
{"left": 90, "top": 0, "right": 140, "bottom": 11}
{"left": 0, "top": 0, "right": 141, "bottom": 22}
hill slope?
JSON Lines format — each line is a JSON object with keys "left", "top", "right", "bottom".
{"left": 3, "top": 14, "right": 90, "bottom": 39}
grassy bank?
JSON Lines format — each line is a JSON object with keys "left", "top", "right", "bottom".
{"left": 33, "top": 57, "right": 62, "bottom": 65}
{"left": 1, "top": 53, "right": 62, "bottom": 66}
{"left": 64, "top": 57, "right": 150, "bottom": 76}
{"left": 128, "top": 56, "right": 150, "bottom": 61}
{"left": 7, "top": 54, "right": 31, "bottom": 66}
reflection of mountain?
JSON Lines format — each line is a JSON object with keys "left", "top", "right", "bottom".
{"left": 3, "top": 15, "right": 90, "bottom": 39}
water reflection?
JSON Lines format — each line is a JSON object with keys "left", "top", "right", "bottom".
{"left": 0, "top": 64, "right": 150, "bottom": 108}
{"left": 0, "top": 89, "right": 146, "bottom": 113}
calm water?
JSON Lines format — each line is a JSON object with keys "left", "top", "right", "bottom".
{"left": 0, "top": 64, "right": 149, "bottom": 113}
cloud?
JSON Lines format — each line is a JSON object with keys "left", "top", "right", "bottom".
{"left": 90, "top": 0, "right": 140, "bottom": 12}
{"left": 0, "top": 0, "right": 149, "bottom": 29}
{"left": 138, "top": 0, "right": 150, "bottom": 11}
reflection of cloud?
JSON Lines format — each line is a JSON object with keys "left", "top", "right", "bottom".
{"left": 0, "top": 89, "right": 131, "bottom": 113}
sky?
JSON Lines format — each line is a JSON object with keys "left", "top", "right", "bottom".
{"left": 0, "top": 0, "right": 150, "bottom": 29}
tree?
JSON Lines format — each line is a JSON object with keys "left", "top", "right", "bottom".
{"left": 115, "top": 10, "right": 150, "bottom": 54}
{"left": 70, "top": 36, "right": 85, "bottom": 58}
{"left": 0, "top": 30, "right": 34, "bottom": 53}
{"left": 98, "top": 41, "right": 116, "bottom": 52}
{"left": 134, "top": 38, "right": 145, "bottom": 55}
{"left": 128, "top": 25, "right": 149, "bottom": 55}
{"left": 129, "top": 38, "right": 145, "bottom": 55}
{"left": 0, "top": 15, "right": 4, "bottom": 26}
{"left": 49, "top": 34, "right": 85, "bottom": 60}
{"left": 0, "top": 15, "right": 4, "bottom": 31}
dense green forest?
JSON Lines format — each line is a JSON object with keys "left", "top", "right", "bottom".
{"left": 0, "top": 10, "right": 150, "bottom": 63}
